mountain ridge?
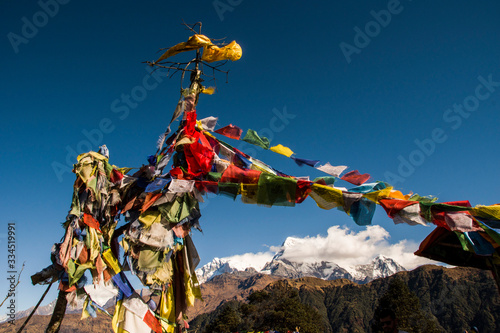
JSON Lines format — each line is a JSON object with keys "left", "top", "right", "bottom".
{"left": 197, "top": 252, "right": 407, "bottom": 284}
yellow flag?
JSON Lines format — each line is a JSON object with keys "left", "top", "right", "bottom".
{"left": 155, "top": 34, "right": 212, "bottom": 63}
{"left": 81, "top": 297, "right": 90, "bottom": 320}
{"left": 386, "top": 189, "right": 408, "bottom": 200}
{"left": 270, "top": 144, "right": 294, "bottom": 157}
{"left": 77, "top": 151, "right": 109, "bottom": 162}
{"left": 138, "top": 210, "right": 162, "bottom": 228}
{"left": 241, "top": 184, "right": 259, "bottom": 204}
{"left": 159, "top": 285, "right": 177, "bottom": 333}
{"left": 201, "top": 40, "right": 242, "bottom": 62}
{"left": 117, "top": 167, "right": 134, "bottom": 175}
{"left": 309, "top": 184, "right": 344, "bottom": 210}
{"left": 201, "top": 86, "right": 215, "bottom": 95}
{"left": 111, "top": 299, "right": 125, "bottom": 333}
{"left": 471, "top": 204, "right": 500, "bottom": 221}
{"left": 363, "top": 187, "right": 393, "bottom": 203}
{"left": 102, "top": 248, "right": 121, "bottom": 274}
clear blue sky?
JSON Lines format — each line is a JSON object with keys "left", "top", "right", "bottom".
{"left": 1, "top": 0, "right": 500, "bottom": 313}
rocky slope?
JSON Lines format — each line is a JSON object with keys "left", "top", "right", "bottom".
{"left": 189, "top": 265, "right": 500, "bottom": 333}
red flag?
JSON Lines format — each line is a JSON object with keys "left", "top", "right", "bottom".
{"left": 184, "top": 110, "right": 198, "bottom": 137}
{"left": 220, "top": 164, "right": 261, "bottom": 184}
{"left": 295, "top": 180, "right": 312, "bottom": 203}
{"left": 215, "top": 124, "right": 243, "bottom": 140}
{"left": 83, "top": 213, "right": 101, "bottom": 232}
{"left": 110, "top": 168, "right": 124, "bottom": 183}
{"left": 340, "top": 170, "right": 370, "bottom": 185}
{"left": 141, "top": 192, "right": 163, "bottom": 212}
{"left": 184, "top": 132, "right": 215, "bottom": 177}
{"left": 195, "top": 181, "right": 219, "bottom": 194}
{"left": 121, "top": 197, "right": 137, "bottom": 214}
{"left": 143, "top": 310, "right": 162, "bottom": 333}
{"left": 379, "top": 199, "right": 419, "bottom": 218}
{"left": 428, "top": 200, "right": 472, "bottom": 229}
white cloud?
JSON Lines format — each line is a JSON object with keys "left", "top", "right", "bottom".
{"left": 209, "top": 225, "right": 437, "bottom": 273}
{"left": 276, "top": 225, "right": 436, "bottom": 270}
{"left": 225, "top": 251, "right": 275, "bottom": 271}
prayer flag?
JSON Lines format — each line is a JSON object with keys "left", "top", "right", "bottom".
{"left": 270, "top": 144, "right": 294, "bottom": 157}
{"left": 340, "top": 170, "right": 370, "bottom": 185}
{"left": 215, "top": 124, "right": 243, "bottom": 140}
{"left": 242, "top": 129, "right": 270, "bottom": 149}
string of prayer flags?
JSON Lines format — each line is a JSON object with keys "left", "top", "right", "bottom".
{"left": 209, "top": 121, "right": 354, "bottom": 182}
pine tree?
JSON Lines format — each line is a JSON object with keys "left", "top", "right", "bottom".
{"left": 201, "top": 286, "right": 324, "bottom": 332}
{"left": 204, "top": 302, "right": 242, "bottom": 333}
{"left": 372, "top": 278, "right": 443, "bottom": 333}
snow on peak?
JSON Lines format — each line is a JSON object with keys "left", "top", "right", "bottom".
{"left": 282, "top": 236, "right": 301, "bottom": 248}
{"left": 196, "top": 252, "right": 274, "bottom": 284}
{"left": 196, "top": 227, "right": 418, "bottom": 284}
{"left": 196, "top": 251, "right": 406, "bottom": 285}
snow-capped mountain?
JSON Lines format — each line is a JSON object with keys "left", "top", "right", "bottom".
{"left": 349, "top": 255, "right": 407, "bottom": 283}
{"left": 196, "top": 257, "right": 260, "bottom": 284}
{"left": 260, "top": 258, "right": 354, "bottom": 281}
{"left": 196, "top": 237, "right": 406, "bottom": 284}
